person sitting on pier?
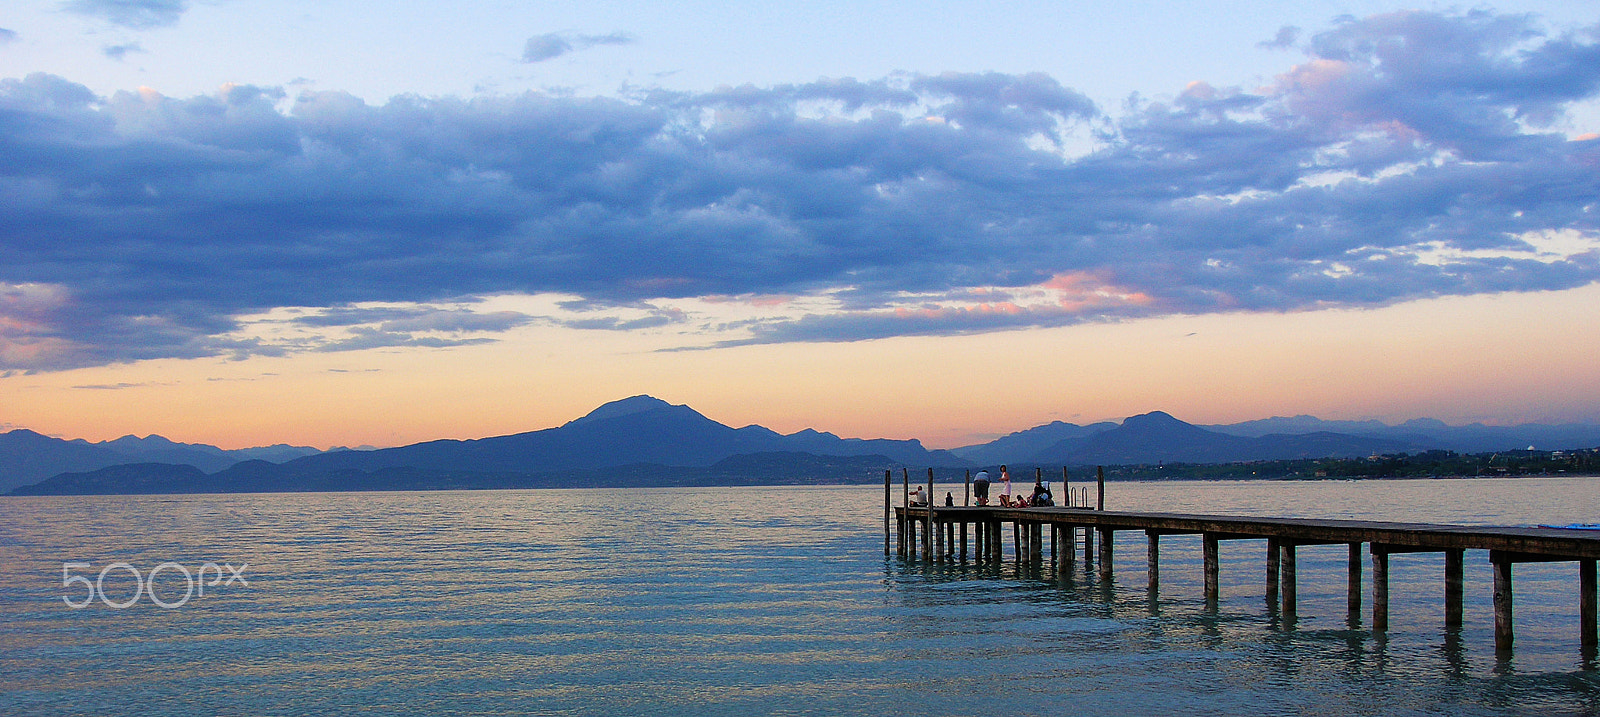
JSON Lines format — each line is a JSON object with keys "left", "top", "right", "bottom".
{"left": 1030, "top": 481, "right": 1054, "bottom": 506}
{"left": 973, "top": 470, "right": 991, "bottom": 505}
{"left": 910, "top": 486, "right": 928, "bottom": 507}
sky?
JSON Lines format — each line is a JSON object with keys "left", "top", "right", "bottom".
{"left": 1, "top": 0, "right": 1599, "bottom": 450}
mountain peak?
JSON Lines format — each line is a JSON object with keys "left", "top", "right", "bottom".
{"left": 1123, "top": 411, "right": 1186, "bottom": 428}
{"left": 565, "top": 395, "right": 681, "bottom": 427}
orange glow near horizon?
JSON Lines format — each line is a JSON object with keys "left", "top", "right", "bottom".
{"left": 3, "top": 284, "right": 1600, "bottom": 451}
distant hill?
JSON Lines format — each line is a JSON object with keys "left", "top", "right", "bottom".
{"left": 8, "top": 396, "right": 960, "bottom": 495}
{"left": 1205, "top": 416, "right": 1600, "bottom": 454}
{"left": 0, "top": 430, "right": 128, "bottom": 494}
{"left": 9, "top": 396, "right": 1600, "bottom": 496}
{"left": 1029, "top": 411, "right": 1425, "bottom": 465}
{"left": 0, "top": 429, "right": 324, "bottom": 494}
{"left": 265, "top": 395, "right": 958, "bottom": 476}
{"left": 951, "top": 420, "right": 1119, "bottom": 465}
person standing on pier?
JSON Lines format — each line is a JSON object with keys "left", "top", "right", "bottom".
{"left": 973, "top": 470, "right": 991, "bottom": 505}
{"left": 1000, "top": 465, "right": 1012, "bottom": 506}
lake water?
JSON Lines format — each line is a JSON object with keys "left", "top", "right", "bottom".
{"left": 3, "top": 477, "right": 1600, "bottom": 716}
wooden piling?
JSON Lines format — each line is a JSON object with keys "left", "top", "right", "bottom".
{"left": 883, "top": 470, "right": 891, "bottom": 556}
{"left": 1281, "top": 543, "right": 1297, "bottom": 614}
{"left": 1147, "top": 530, "right": 1161, "bottom": 593}
{"left": 1098, "top": 527, "right": 1114, "bottom": 580}
{"left": 901, "top": 468, "right": 908, "bottom": 521}
{"left": 1493, "top": 553, "right": 1513, "bottom": 652}
{"left": 1347, "top": 543, "right": 1362, "bottom": 622}
{"left": 1583, "top": 560, "right": 1597, "bottom": 652}
{"left": 925, "top": 469, "right": 935, "bottom": 562}
{"left": 1204, "top": 533, "right": 1220, "bottom": 605}
{"left": 1373, "top": 548, "right": 1390, "bottom": 632}
{"left": 964, "top": 469, "right": 971, "bottom": 506}
{"left": 1096, "top": 466, "right": 1105, "bottom": 511}
{"left": 1445, "top": 548, "right": 1464, "bottom": 627}
{"left": 1083, "top": 524, "right": 1095, "bottom": 570}
{"left": 1060, "top": 524, "right": 1076, "bottom": 572}
{"left": 1266, "top": 538, "right": 1280, "bottom": 606}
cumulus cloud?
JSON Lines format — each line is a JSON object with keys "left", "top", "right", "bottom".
{"left": 1, "top": 10, "right": 1598, "bottom": 370}
{"left": 62, "top": 0, "right": 188, "bottom": 29}
{"left": 522, "top": 31, "right": 635, "bottom": 63}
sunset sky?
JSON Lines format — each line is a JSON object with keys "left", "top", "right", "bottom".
{"left": 2, "top": 1, "right": 1598, "bottom": 450}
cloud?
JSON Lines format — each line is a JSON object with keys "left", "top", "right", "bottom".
{"left": 522, "top": 31, "right": 635, "bottom": 63}
{"left": 0, "top": 28, "right": 17, "bottom": 45}
{"left": 62, "top": 0, "right": 188, "bottom": 29}
{"left": 102, "top": 42, "right": 144, "bottom": 60}
{"left": 1, "top": 10, "right": 1598, "bottom": 370}
{"left": 1259, "top": 26, "right": 1300, "bottom": 50}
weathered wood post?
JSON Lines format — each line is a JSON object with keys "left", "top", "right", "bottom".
{"left": 1061, "top": 467, "right": 1069, "bottom": 504}
{"left": 1266, "top": 538, "right": 1280, "bottom": 607}
{"left": 1445, "top": 548, "right": 1464, "bottom": 627}
{"left": 1059, "top": 524, "right": 1075, "bottom": 572}
{"left": 883, "top": 470, "right": 892, "bottom": 556}
{"left": 1098, "top": 527, "right": 1114, "bottom": 580}
{"left": 1492, "top": 552, "right": 1514, "bottom": 653}
{"left": 1083, "top": 523, "right": 1095, "bottom": 570}
{"left": 902, "top": 468, "right": 911, "bottom": 558}
{"left": 1203, "top": 533, "right": 1220, "bottom": 607}
{"left": 1281, "top": 543, "right": 1298, "bottom": 614}
{"left": 1373, "top": 547, "right": 1390, "bottom": 632}
{"left": 964, "top": 469, "right": 971, "bottom": 506}
{"left": 1096, "top": 466, "right": 1105, "bottom": 510}
{"left": 1583, "top": 559, "right": 1597, "bottom": 654}
{"left": 1146, "top": 530, "right": 1161, "bottom": 593}
{"left": 925, "top": 468, "right": 936, "bottom": 561}
{"left": 1348, "top": 543, "right": 1363, "bottom": 622}
{"left": 896, "top": 499, "right": 907, "bottom": 557}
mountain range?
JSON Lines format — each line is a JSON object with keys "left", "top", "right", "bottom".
{"left": 6, "top": 396, "right": 1600, "bottom": 495}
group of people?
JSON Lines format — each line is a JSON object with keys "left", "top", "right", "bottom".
{"left": 907, "top": 464, "right": 1056, "bottom": 508}
{"left": 970, "top": 465, "right": 1054, "bottom": 507}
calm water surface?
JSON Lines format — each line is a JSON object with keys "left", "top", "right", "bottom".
{"left": 3, "top": 477, "right": 1600, "bottom": 716}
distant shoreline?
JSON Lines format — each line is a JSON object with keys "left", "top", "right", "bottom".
{"left": 8, "top": 466, "right": 1599, "bottom": 498}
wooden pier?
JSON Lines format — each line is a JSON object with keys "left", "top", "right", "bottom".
{"left": 885, "top": 472, "right": 1600, "bottom": 655}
